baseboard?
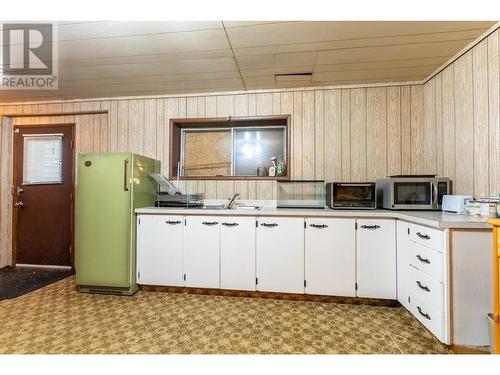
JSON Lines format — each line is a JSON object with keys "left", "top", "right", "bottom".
{"left": 16, "top": 263, "right": 72, "bottom": 270}
{"left": 139, "top": 284, "right": 400, "bottom": 307}
{"left": 450, "top": 344, "right": 491, "bottom": 354}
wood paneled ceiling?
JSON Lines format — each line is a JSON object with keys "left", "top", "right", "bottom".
{"left": 0, "top": 21, "right": 496, "bottom": 102}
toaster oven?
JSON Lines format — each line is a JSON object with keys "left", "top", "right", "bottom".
{"left": 326, "top": 182, "right": 376, "bottom": 209}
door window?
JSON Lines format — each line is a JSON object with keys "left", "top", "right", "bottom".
{"left": 22, "top": 134, "right": 63, "bottom": 185}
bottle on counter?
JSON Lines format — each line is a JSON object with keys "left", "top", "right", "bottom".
{"left": 269, "top": 157, "right": 277, "bottom": 177}
{"left": 276, "top": 155, "right": 286, "bottom": 176}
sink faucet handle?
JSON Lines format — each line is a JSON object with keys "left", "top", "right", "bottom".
{"left": 225, "top": 193, "right": 240, "bottom": 209}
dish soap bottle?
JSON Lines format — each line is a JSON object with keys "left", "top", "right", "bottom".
{"left": 269, "top": 157, "right": 277, "bottom": 177}
{"left": 276, "top": 155, "right": 285, "bottom": 176}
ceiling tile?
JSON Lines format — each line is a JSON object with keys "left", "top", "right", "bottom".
{"left": 227, "top": 21, "right": 495, "bottom": 49}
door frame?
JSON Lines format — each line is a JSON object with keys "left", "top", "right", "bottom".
{"left": 11, "top": 123, "right": 76, "bottom": 269}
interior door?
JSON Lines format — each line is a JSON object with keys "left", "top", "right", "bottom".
{"left": 13, "top": 125, "right": 74, "bottom": 267}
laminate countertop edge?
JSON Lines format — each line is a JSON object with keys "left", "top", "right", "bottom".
{"left": 135, "top": 207, "right": 492, "bottom": 230}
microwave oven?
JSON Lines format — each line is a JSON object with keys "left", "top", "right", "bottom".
{"left": 326, "top": 182, "right": 376, "bottom": 209}
{"left": 376, "top": 175, "right": 451, "bottom": 210}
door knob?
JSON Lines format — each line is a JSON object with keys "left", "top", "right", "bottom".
{"left": 14, "top": 201, "right": 24, "bottom": 208}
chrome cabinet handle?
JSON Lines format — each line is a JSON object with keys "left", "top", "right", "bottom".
{"left": 166, "top": 220, "right": 182, "bottom": 225}
{"left": 309, "top": 224, "right": 328, "bottom": 229}
{"left": 360, "top": 225, "right": 380, "bottom": 230}
{"left": 417, "top": 306, "right": 431, "bottom": 320}
{"left": 123, "top": 159, "right": 129, "bottom": 191}
{"left": 260, "top": 223, "right": 278, "bottom": 228}
{"left": 416, "top": 281, "right": 430, "bottom": 292}
{"left": 416, "top": 254, "right": 431, "bottom": 264}
{"left": 222, "top": 222, "right": 239, "bottom": 227}
{"left": 202, "top": 221, "right": 219, "bottom": 226}
{"left": 416, "top": 232, "right": 430, "bottom": 240}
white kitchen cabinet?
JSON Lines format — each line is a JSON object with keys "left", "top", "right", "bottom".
{"left": 356, "top": 219, "right": 397, "bottom": 299}
{"left": 185, "top": 216, "right": 221, "bottom": 288}
{"left": 396, "top": 220, "right": 412, "bottom": 309}
{"left": 256, "top": 217, "right": 304, "bottom": 294}
{"left": 220, "top": 216, "right": 256, "bottom": 291}
{"left": 304, "top": 218, "right": 356, "bottom": 296}
{"left": 136, "top": 215, "right": 184, "bottom": 286}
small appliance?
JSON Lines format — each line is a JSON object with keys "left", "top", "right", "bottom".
{"left": 441, "top": 195, "right": 472, "bottom": 213}
{"left": 326, "top": 182, "right": 377, "bottom": 209}
{"left": 376, "top": 175, "right": 451, "bottom": 210}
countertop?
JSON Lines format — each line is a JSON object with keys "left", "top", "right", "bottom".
{"left": 135, "top": 206, "right": 493, "bottom": 230}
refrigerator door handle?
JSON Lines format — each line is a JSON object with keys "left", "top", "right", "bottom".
{"left": 124, "top": 159, "right": 129, "bottom": 191}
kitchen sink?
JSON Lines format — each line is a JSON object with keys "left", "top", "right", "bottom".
{"left": 194, "top": 205, "right": 261, "bottom": 210}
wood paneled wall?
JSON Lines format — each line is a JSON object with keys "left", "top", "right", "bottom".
{"left": 0, "top": 85, "right": 424, "bottom": 195}
{"left": 0, "top": 84, "right": 424, "bottom": 266}
{"left": 423, "top": 30, "right": 500, "bottom": 198}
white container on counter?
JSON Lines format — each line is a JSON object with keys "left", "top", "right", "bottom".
{"left": 480, "top": 203, "right": 496, "bottom": 217}
{"left": 467, "top": 201, "right": 481, "bottom": 216}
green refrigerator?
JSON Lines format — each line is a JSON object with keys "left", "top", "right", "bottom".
{"left": 75, "top": 153, "right": 160, "bottom": 295}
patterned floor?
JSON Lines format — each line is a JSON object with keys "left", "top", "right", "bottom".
{"left": 0, "top": 276, "right": 450, "bottom": 354}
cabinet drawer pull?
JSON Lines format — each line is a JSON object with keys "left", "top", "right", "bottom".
{"left": 202, "top": 221, "right": 219, "bottom": 226}
{"left": 165, "top": 220, "right": 182, "bottom": 225}
{"left": 416, "top": 280, "right": 430, "bottom": 292}
{"left": 416, "top": 232, "right": 430, "bottom": 240}
{"left": 416, "top": 254, "right": 431, "bottom": 264}
{"left": 360, "top": 225, "right": 380, "bottom": 230}
{"left": 309, "top": 224, "right": 328, "bottom": 229}
{"left": 260, "top": 223, "right": 278, "bottom": 228}
{"left": 222, "top": 222, "right": 239, "bottom": 227}
{"left": 417, "top": 306, "right": 431, "bottom": 320}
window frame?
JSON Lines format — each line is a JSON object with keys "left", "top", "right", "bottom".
{"left": 169, "top": 115, "right": 291, "bottom": 181}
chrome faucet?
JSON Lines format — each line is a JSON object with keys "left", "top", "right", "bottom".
{"left": 225, "top": 193, "right": 240, "bottom": 209}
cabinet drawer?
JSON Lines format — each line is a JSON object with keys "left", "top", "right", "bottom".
{"left": 409, "top": 265, "right": 444, "bottom": 312}
{"left": 410, "top": 225, "right": 444, "bottom": 252}
{"left": 410, "top": 293, "right": 444, "bottom": 341}
{"left": 410, "top": 241, "right": 444, "bottom": 282}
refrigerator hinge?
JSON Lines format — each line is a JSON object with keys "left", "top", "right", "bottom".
{"left": 304, "top": 280, "right": 307, "bottom": 288}
{"left": 138, "top": 217, "right": 141, "bottom": 225}
{"left": 355, "top": 222, "right": 358, "bottom": 230}
{"left": 184, "top": 218, "right": 187, "bottom": 226}
{"left": 355, "top": 282, "right": 358, "bottom": 291}
{"left": 407, "top": 227, "right": 410, "bottom": 235}
{"left": 138, "top": 271, "right": 140, "bottom": 280}
{"left": 183, "top": 274, "right": 186, "bottom": 281}
{"left": 408, "top": 296, "right": 411, "bottom": 304}
{"left": 255, "top": 277, "right": 258, "bottom": 285}
{"left": 255, "top": 220, "right": 258, "bottom": 228}
{"left": 304, "top": 221, "right": 306, "bottom": 229}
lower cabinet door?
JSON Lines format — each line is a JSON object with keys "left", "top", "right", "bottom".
{"left": 220, "top": 216, "right": 256, "bottom": 291}
{"left": 305, "top": 218, "right": 356, "bottom": 296}
{"left": 136, "top": 215, "right": 184, "bottom": 286}
{"left": 185, "top": 216, "right": 220, "bottom": 288}
{"left": 356, "top": 219, "right": 397, "bottom": 299}
{"left": 256, "top": 217, "right": 304, "bottom": 294}
{"left": 397, "top": 221, "right": 412, "bottom": 309}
